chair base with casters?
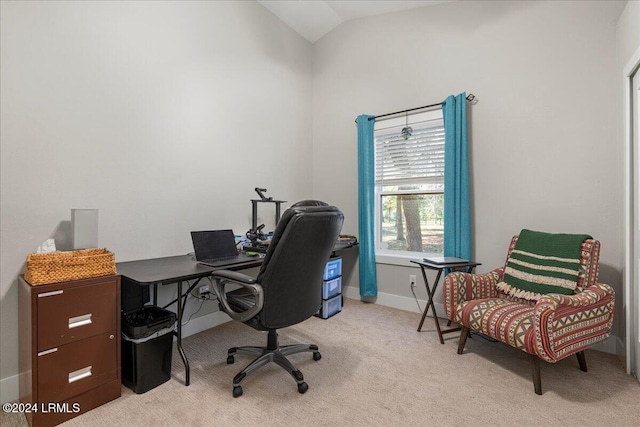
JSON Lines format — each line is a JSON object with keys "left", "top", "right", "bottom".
{"left": 444, "top": 234, "right": 614, "bottom": 395}
{"left": 227, "top": 329, "right": 321, "bottom": 397}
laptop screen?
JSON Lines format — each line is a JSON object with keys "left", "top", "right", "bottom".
{"left": 191, "top": 230, "right": 238, "bottom": 261}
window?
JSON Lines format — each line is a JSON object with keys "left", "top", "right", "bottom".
{"left": 374, "top": 110, "right": 445, "bottom": 258}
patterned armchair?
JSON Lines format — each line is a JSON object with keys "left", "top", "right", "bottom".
{"left": 443, "top": 236, "right": 615, "bottom": 395}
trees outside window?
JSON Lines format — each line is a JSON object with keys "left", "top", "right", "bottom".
{"left": 375, "top": 110, "right": 444, "bottom": 256}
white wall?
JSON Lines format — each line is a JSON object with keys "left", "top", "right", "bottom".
{"left": 616, "top": 0, "right": 640, "bottom": 373}
{"left": 312, "top": 0, "right": 627, "bottom": 338}
{"left": 0, "top": 1, "right": 313, "bottom": 402}
{"left": 1, "top": 0, "right": 633, "bottom": 404}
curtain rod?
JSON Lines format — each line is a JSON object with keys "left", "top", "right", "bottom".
{"left": 354, "top": 93, "right": 476, "bottom": 124}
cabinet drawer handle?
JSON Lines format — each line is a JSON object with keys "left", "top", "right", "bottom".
{"left": 68, "top": 314, "right": 92, "bottom": 329}
{"left": 38, "top": 290, "right": 63, "bottom": 298}
{"left": 68, "top": 366, "right": 92, "bottom": 383}
{"left": 37, "top": 348, "right": 58, "bottom": 357}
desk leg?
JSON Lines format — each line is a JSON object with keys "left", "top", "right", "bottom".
{"left": 176, "top": 280, "right": 190, "bottom": 386}
{"left": 153, "top": 284, "right": 158, "bottom": 306}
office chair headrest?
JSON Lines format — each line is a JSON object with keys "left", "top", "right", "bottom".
{"left": 290, "top": 200, "right": 329, "bottom": 208}
{"left": 277, "top": 201, "right": 340, "bottom": 233}
{"left": 257, "top": 201, "right": 342, "bottom": 281}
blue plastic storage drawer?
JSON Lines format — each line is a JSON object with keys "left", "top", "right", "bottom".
{"left": 323, "top": 257, "right": 342, "bottom": 280}
{"left": 322, "top": 277, "right": 342, "bottom": 300}
{"left": 317, "top": 294, "right": 342, "bottom": 319}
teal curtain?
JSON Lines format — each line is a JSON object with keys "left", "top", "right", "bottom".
{"left": 356, "top": 114, "right": 378, "bottom": 297}
{"left": 442, "top": 93, "right": 471, "bottom": 261}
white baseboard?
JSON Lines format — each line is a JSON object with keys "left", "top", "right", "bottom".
{"left": 344, "top": 285, "right": 441, "bottom": 316}
{"left": 585, "top": 335, "right": 623, "bottom": 358}
{"left": 343, "top": 286, "right": 622, "bottom": 356}
{"left": 591, "top": 334, "right": 625, "bottom": 358}
{"left": 1, "top": 373, "right": 19, "bottom": 404}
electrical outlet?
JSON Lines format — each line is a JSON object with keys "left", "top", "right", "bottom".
{"left": 409, "top": 274, "right": 417, "bottom": 288}
{"left": 198, "top": 284, "right": 211, "bottom": 296}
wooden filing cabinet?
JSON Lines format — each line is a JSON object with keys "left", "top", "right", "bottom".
{"left": 19, "top": 275, "right": 121, "bottom": 427}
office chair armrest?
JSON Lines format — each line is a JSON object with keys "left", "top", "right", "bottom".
{"left": 210, "top": 270, "right": 264, "bottom": 322}
{"left": 210, "top": 270, "right": 257, "bottom": 284}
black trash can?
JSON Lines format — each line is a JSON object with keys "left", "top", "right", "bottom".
{"left": 121, "top": 278, "right": 177, "bottom": 394}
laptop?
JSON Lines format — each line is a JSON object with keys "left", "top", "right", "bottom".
{"left": 191, "top": 230, "right": 256, "bottom": 267}
{"left": 423, "top": 256, "right": 469, "bottom": 265}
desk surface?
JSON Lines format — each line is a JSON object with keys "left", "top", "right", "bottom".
{"left": 117, "top": 239, "right": 357, "bottom": 286}
{"left": 116, "top": 255, "right": 263, "bottom": 285}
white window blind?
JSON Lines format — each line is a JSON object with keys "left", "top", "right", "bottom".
{"left": 374, "top": 114, "right": 444, "bottom": 187}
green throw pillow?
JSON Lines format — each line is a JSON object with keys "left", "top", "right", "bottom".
{"left": 496, "top": 229, "right": 591, "bottom": 302}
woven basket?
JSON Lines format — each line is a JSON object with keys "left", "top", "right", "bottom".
{"left": 24, "top": 248, "right": 116, "bottom": 285}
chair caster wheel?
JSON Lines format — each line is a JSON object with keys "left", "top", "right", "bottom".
{"left": 233, "top": 386, "right": 243, "bottom": 398}
{"left": 298, "top": 382, "right": 308, "bottom": 394}
{"left": 313, "top": 352, "right": 321, "bottom": 361}
{"left": 227, "top": 355, "right": 234, "bottom": 364}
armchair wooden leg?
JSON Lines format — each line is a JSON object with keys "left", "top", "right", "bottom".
{"left": 529, "top": 354, "right": 542, "bottom": 395}
{"left": 576, "top": 351, "right": 588, "bottom": 372}
{"left": 457, "top": 326, "right": 470, "bottom": 354}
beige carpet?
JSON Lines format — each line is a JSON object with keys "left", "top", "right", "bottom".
{"left": 3, "top": 298, "right": 640, "bottom": 427}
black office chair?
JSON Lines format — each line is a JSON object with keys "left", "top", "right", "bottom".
{"left": 210, "top": 201, "right": 344, "bottom": 397}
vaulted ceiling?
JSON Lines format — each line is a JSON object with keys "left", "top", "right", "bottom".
{"left": 257, "top": 1, "right": 452, "bottom": 43}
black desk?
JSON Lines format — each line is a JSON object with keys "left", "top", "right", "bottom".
{"left": 116, "top": 239, "right": 357, "bottom": 386}
{"left": 116, "top": 255, "right": 263, "bottom": 386}
{"left": 410, "top": 258, "right": 480, "bottom": 344}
